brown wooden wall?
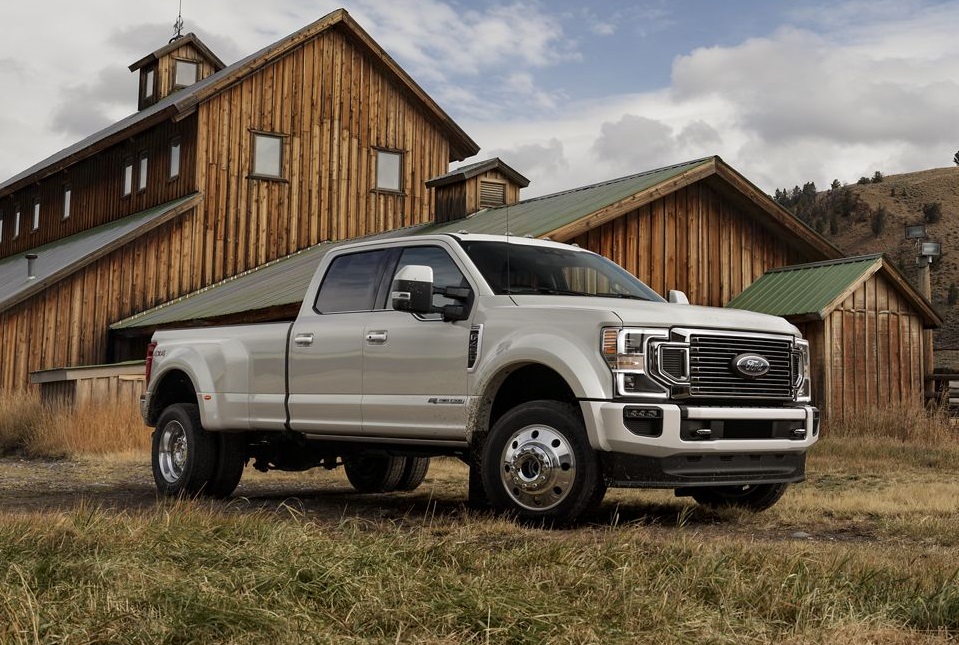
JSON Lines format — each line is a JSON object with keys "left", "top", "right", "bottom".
{"left": 813, "top": 273, "right": 925, "bottom": 422}
{"left": 193, "top": 25, "right": 453, "bottom": 285}
{"left": 0, "top": 116, "right": 197, "bottom": 260}
{"left": 154, "top": 42, "right": 220, "bottom": 103}
{"left": 570, "top": 182, "right": 802, "bottom": 306}
{"left": 0, "top": 211, "right": 202, "bottom": 390}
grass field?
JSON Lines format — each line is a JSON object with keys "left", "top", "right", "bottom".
{"left": 1, "top": 393, "right": 958, "bottom": 644}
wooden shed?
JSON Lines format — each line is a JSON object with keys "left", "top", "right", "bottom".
{"left": 727, "top": 255, "right": 942, "bottom": 421}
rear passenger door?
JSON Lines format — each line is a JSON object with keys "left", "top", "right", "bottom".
{"left": 287, "top": 248, "right": 394, "bottom": 434}
{"left": 362, "top": 243, "right": 474, "bottom": 440}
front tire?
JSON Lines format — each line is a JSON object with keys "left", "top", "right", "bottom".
{"left": 690, "top": 482, "right": 789, "bottom": 511}
{"left": 152, "top": 403, "right": 216, "bottom": 497}
{"left": 481, "top": 400, "right": 605, "bottom": 524}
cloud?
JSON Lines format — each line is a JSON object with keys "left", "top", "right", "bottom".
{"left": 51, "top": 67, "right": 135, "bottom": 139}
{"left": 485, "top": 138, "right": 568, "bottom": 188}
{"left": 592, "top": 115, "right": 676, "bottom": 169}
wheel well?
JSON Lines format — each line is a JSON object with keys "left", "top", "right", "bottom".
{"left": 486, "top": 364, "right": 577, "bottom": 431}
{"left": 147, "top": 369, "right": 197, "bottom": 425}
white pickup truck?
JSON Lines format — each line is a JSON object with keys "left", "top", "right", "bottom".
{"left": 141, "top": 233, "right": 818, "bottom": 523}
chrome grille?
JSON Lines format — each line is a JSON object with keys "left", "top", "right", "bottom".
{"left": 688, "top": 334, "right": 793, "bottom": 400}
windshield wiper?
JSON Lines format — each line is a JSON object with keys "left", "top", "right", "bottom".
{"left": 593, "top": 292, "right": 652, "bottom": 301}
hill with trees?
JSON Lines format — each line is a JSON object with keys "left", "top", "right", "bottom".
{"left": 772, "top": 166, "right": 959, "bottom": 350}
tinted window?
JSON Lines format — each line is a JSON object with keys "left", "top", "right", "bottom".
{"left": 458, "top": 240, "right": 664, "bottom": 302}
{"left": 315, "top": 250, "right": 389, "bottom": 313}
{"left": 395, "top": 246, "right": 469, "bottom": 310}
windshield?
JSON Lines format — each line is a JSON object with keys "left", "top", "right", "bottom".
{"left": 457, "top": 240, "right": 665, "bottom": 302}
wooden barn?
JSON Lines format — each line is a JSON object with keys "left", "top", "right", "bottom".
{"left": 727, "top": 255, "right": 942, "bottom": 420}
{"left": 0, "top": 8, "right": 479, "bottom": 392}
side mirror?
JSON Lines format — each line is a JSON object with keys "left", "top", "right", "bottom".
{"left": 667, "top": 290, "right": 689, "bottom": 305}
{"left": 391, "top": 265, "right": 434, "bottom": 314}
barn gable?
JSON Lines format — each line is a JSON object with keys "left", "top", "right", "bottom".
{"left": 728, "top": 255, "right": 941, "bottom": 419}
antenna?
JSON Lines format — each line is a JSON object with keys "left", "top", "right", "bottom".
{"left": 170, "top": 0, "right": 185, "bottom": 42}
{"left": 505, "top": 204, "right": 512, "bottom": 293}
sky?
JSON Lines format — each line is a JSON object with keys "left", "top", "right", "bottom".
{"left": 0, "top": 0, "right": 957, "bottom": 198}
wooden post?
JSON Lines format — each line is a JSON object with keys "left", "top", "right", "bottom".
{"left": 919, "top": 261, "right": 935, "bottom": 401}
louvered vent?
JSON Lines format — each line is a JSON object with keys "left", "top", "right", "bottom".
{"left": 479, "top": 181, "right": 506, "bottom": 208}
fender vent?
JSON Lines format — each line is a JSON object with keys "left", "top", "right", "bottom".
{"left": 467, "top": 325, "right": 483, "bottom": 370}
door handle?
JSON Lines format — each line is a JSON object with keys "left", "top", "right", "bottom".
{"left": 365, "top": 331, "right": 388, "bottom": 344}
{"left": 294, "top": 333, "right": 314, "bottom": 347}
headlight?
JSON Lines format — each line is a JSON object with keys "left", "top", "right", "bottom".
{"left": 792, "top": 339, "right": 811, "bottom": 402}
{"left": 601, "top": 327, "right": 670, "bottom": 397}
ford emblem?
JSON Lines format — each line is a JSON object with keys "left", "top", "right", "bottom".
{"left": 732, "top": 353, "right": 770, "bottom": 379}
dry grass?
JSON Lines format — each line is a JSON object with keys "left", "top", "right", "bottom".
{"left": 0, "top": 391, "right": 149, "bottom": 458}
{"left": 0, "top": 398, "right": 958, "bottom": 643}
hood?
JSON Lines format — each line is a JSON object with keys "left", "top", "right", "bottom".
{"left": 507, "top": 296, "right": 800, "bottom": 337}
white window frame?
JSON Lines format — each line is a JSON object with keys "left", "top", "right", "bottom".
{"left": 138, "top": 153, "right": 149, "bottom": 192}
{"left": 32, "top": 199, "right": 40, "bottom": 231}
{"left": 374, "top": 149, "right": 403, "bottom": 193}
{"left": 62, "top": 185, "right": 71, "bottom": 220}
{"left": 169, "top": 138, "right": 181, "bottom": 179}
{"left": 123, "top": 159, "right": 134, "bottom": 196}
{"left": 251, "top": 132, "right": 284, "bottom": 179}
{"left": 144, "top": 68, "right": 155, "bottom": 99}
{"left": 13, "top": 206, "right": 20, "bottom": 239}
{"left": 174, "top": 59, "right": 199, "bottom": 88}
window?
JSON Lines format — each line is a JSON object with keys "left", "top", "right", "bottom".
{"left": 123, "top": 159, "right": 133, "bottom": 196}
{"left": 169, "top": 138, "right": 181, "bottom": 179}
{"left": 479, "top": 180, "right": 507, "bottom": 208}
{"left": 375, "top": 149, "right": 402, "bottom": 192}
{"left": 314, "top": 250, "right": 391, "bottom": 314}
{"left": 174, "top": 59, "right": 199, "bottom": 87}
{"left": 62, "top": 185, "right": 71, "bottom": 220}
{"left": 138, "top": 153, "right": 149, "bottom": 192}
{"left": 395, "top": 246, "right": 470, "bottom": 312}
{"left": 252, "top": 132, "right": 283, "bottom": 178}
{"left": 32, "top": 199, "right": 40, "bottom": 231}
{"left": 143, "top": 68, "right": 155, "bottom": 100}
{"left": 13, "top": 206, "right": 20, "bottom": 239}
{"left": 0, "top": 212, "right": 4, "bottom": 242}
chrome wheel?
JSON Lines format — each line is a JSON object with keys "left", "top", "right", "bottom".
{"left": 157, "top": 420, "right": 188, "bottom": 484}
{"left": 499, "top": 424, "right": 576, "bottom": 511}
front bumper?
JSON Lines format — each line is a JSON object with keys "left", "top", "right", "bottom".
{"left": 579, "top": 400, "right": 819, "bottom": 487}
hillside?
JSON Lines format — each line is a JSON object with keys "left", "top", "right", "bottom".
{"left": 777, "top": 166, "right": 959, "bottom": 349}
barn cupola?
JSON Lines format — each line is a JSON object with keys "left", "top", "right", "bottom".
{"left": 426, "top": 158, "right": 530, "bottom": 224}
{"left": 128, "top": 32, "right": 225, "bottom": 111}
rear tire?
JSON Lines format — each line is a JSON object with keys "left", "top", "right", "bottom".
{"left": 481, "top": 400, "right": 605, "bottom": 524}
{"left": 690, "top": 482, "right": 788, "bottom": 512}
{"left": 344, "top": 455, "right": 406, "bottom": 493}
{"left": 206, "top": 432, "right": 246, "bottom": 498}
{"left": 152, "top": 403, "right": 216, "bottom": 497}
{"left": 396, "top": 457, "right": 430, "bottom": 491}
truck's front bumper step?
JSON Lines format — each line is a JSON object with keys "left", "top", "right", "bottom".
{"left": 600, "top": 451, "right": 806, "bottom": 488}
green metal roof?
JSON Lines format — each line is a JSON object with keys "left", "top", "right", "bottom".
{"left": 0, "top": 193, "right": 201, "bottom": 314}
{"left": 726, "top": 255, "right": 883, "bottom": 318}
{"left": 421, "top": 157, "right": 713, "bottom": 237}
{"left": 110, "top": 227, "right": 422, "bottom": 330}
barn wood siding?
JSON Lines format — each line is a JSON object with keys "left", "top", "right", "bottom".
{"left": 571, "top": 183, "right": 800, "bottom": 306}
{"left": 824, "top": 273, "right": 924, "bottom": 422}
{"left": 0, "top": 213, "right": 200, "bottom": 390}
{"left": 0, "top": 116, "right": 198, "bottom": 260}
{"left": 194, "top": 27, "right": 452, "bottom": 284}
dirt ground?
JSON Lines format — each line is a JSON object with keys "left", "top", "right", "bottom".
{"left": 0, "top": 454, "right": 917, "bottom": 546}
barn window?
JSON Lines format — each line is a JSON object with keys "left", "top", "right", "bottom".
{"left": 252, "top": 132, "right": 283, "bottom": 178}
{"left": 138, "top": 153, "right": 149, "bottom": 192}
{"left": 479, "top": 180, "right": 507, "bottom": 208}
{"left": 169, "top": 138, "right": 181, "bottom": 179}
{"left": 0, "top": 212, "right": 4, "bottom": 242}
{"left": 62, "top": 185, "right": 71, "bottom": 220}
{"left": 122, "top": 159, "right": 133, "bottom": 196}
{"left": 143, "top": 67, "right": 156, "bottom": 100}
{"left": 375, "top": 149, "right": 402, "bottom": 192}
{"left": 32, "top": 199, "right": 40, "bottom": 231}
{"left": 174, "top": 59, "right": 198, "bottom": 88}
{"left": 13, "top": 206, "right": 20, "bottom": 239}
